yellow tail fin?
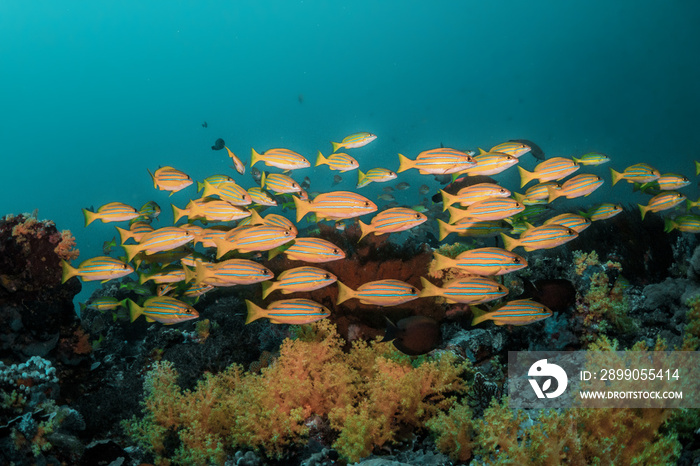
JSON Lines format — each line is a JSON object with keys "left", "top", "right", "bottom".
{"left": 518, "top": 166, "right": 535, "bottom": 188}
{"left": 293, "top": 196, "right": 311, "bottom": 223}
{"left": 436, "top": 219, "right": 451, "bottom": 241}
{"left": 82, "top": 208, "right": 98, "bottom": 227}
{"left": 315, "top": 151, "right": 328, "bottom": 167}
{"left": 245, "top": 300, "right": 266, "bottom": 324}
{"left": 610, "top": 168, "right": 622, "bottom": 186}
{"left": 336, "top": 281, "right": 355, "bottom": 305}
{"left": 261, "top": 281, "right": 275, "bottom": 300}
{"left": 128, "top": 299, "right": 144, "bottom": 322}
{"left": 251, "top": 148, "right": 262, "bottom": 168}
{"left": 418, "top": 277, "right": 440, "bottom": 298}
{"left": 500, "top": 233, "right": 518, "bottom": 251}
{"left": 331, "top": 141, "right": 342, "bottom": 153}
{"left": 440, "top": 189, "right": 456, "bottom": 211}
{"left": 397, "top": 153, "right": 413, "bottom": 173}
{"left": 358, "top": 220, "right": 372, "bottom": 242}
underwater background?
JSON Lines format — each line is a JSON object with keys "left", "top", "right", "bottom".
{"left": 2, "top": 1, "right": 700, "bottom": 465}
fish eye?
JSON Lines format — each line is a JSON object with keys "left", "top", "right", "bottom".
{"left": 415, "top": 213, "right": 421, "bottom": 219}
{"left": 332, "top": 248, "right": 339, "bottom": 254}
{"left": 292, "top": 183, "right": 298, "bottom": 188}
{"left": 568, "top": 229, "right": 575, "bottom": 235}
{"left": 500, "top": 188, "right": 506, "bottom": 193}
{"left": 410, "top": 287, "right": 417, "bottom": 294}
{"left": 389, "top": 171, "right": 396, "bottom": 176}
{"left": 364, "top": 201, "right": 370, "bottom": 207}
{"left": 324, "top": 273, "right": 331, "bottom": 279}
{"left": 513, "top": 257, "right": 521, "bottom": 263}
{"left": 185, "top": 309, "right": 192, "bottom": 314}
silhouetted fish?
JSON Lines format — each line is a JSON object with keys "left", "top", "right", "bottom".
{"left": 202, "top": 121, "right": 208, "bottom": 128}
{"left": 383, "top": 316, "right": 441, "bottom": 355}
{"left": 518, "top": 278, "right": 576, "bottom": 312}
{"left": 211, "top": 138, "right": 225, "bottom": 151}
{"left": 509, "top": 139, "right": 545, "bottom": 160}
{"left": 431, "top": 175, "right": 499, "bottom": 203}
{"left": 332, "top": 175, "right": 343, "bottom": 186}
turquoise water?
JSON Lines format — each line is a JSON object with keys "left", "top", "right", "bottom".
{"left": 2, "top": 1, "right": 699, "bottom": 305}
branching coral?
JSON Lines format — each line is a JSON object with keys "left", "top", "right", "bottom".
{"left": 123, "top": 320, "right": 470, "bottom": 464}
{"left": 680, "top": 295, "right": 700, "bottom": 350}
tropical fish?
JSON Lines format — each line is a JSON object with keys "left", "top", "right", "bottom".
{"left": 293, "top": 191, "right": 377, "bottom": 222}
{"left": 418, "top": 184, "right": 430, "bottom": 195}
{"left": 461, "top": 150, "right": 518, "bottom": 176}
{"left": 447, "top": 198, "right": 525, "bottom": 223}
{"left": 440, "top": 183, "right": 510, "bottom": 210}
{"left": 315, "top": 151, "right": 359, "bottom": 172}
{"left": 225, "top": 146, "right": 245, "bottom": 174}
{"left": 214, "top": 224, "right": 295, "bottom": 257}
{"left": 471, "top": 299, "right": 552, "bottom": 326}
{"left": 517, "top": 157, "right": 579, "bottom": 188}
{"left": 138, "top": 266, "right": 186, "bottom": 285}
{"left": 572, "top": 152, "right": 610, "bottom": 165}
{"left": 260, "top": 172, "right": 302, "bottom": 194}
{"left": 518, "top": 278, "right": 576, "bottom": 313}
{"left": 580, "top": 203, "right": 623, "bottom": 221}
{"left": 377, "top": 193, "right": 396, "bottom": 202}
{"left": 61, "top": 256, "right": 134, "bottom": 283}
{"left": 138, "top": 201, "right": 161, "bottom": 220}
{"left": 247, "top": 187, "right": 277, "bottom": 206}
{"left": 610, "top": 163, "right": 660, "bottom": 185}
{"left": 102, "top": 237, "right": 117, "bottom": 255}
{"left": 251, "top": 148, "right": 310, "bottom": 170}
{"left": 79, "top": 296, "right": 128, "bottom": 313}
{"left": 148, "top": 166, "right": 193, "bottom": 195}
{"left": 211, "top": 138, "right": 225, "bottom": 150}
{"left": 197, "top": 175, "right": 234, "bottom": 192}
{"left": 128, "top": 296, "right": 199, "bottom": 325}
{"left": 513, "top": 182, "right": 560, "bottom": 205}
{"left": 331, "top": 132, "right": 377, "bottom": 152}
{"left": 509, "top": 139, "right": 544, "bottom": 160}
{"left": 172, "top": 199, "right": 251, "bottom": 223}
{"left": 431, "top": 247, "right": 527, "bottom": 275}
{"left": 202, "top": 121, "right": 208, "bottom": 128}
{"left": 119, "top": 280, "right": 154, "bottom": 296}
{"left": 419, "top": 276, "right": 507, "bottom": 304}
{"left": 638, "top": 192, "right": 686, "bottom": 220}
{"left": 489, "top": 141, "right": 531, "bottom": 158}
{"left": 436, "top": 218, "right": 510, "bottom": 241}
{"left": 83, "top": 202, "right": 141, "bottom": 226}
{"left": 395, "top": 182, "right": 411, "bottom": 190}
{"left": 333, "top": 175, "right": 343, "bottom": 186}
{"left": 637, "top": 173, "right": 691, "bottom": 192}
{"left": 336, "top": 279, "right": 420, "bottom": 306}
{"left": 245, "top": 298, "right": 331, "bottom": 324}
{"left": 260, "top": 212, "right": 298, "bottom": 236}
{"left": 664, "top": 214, "right": 700, "bottom": 233}
{"left": 185, "top": 258, "right": 274, "bottom": 286}
{"left": 397, "top": 148, "right": 476, "bottom": 175}
{"left": 383, "top": 316, "right": 441, "bottom": 355}
{"left": 251, "top": 167, "right": 263, "bottom": 183}
{"left": 358, "top": 207, "right": 427, "bottom": 241}
{"left": 301, "top": 176, "right": 311, "bottom": 190}
{"left": 121, "top": 227, "right": 195, "bottom": 262}
{"left": 542, "top": 213, "right": 591, "bottom": 233}
{"left": 201, "top": 180, "right": 252, "bottom": 205}
{"left": 547, "top": 173, "right": 604, "bottom": 201}
{"left": 261, "top": 266, "right": 337, "bottom": 299}
{"left": 501, "top": 224, "right": 578, "bottom": 252}
{"left": 280, "top": 237, "right": 345, "bottom": 263}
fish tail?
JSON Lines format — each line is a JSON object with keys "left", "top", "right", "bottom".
{"left": 610, "top": 168, "right": 622, "bottom": 186}
{"left": 82, "top": 207, "right": 97, "bottom": 227}
{"left": 183, "top": 265, "right": 196, "bottom": 283}
{"left": 358, "top": 220, "right": 372, "bottom": 242}
{"left": 512, "top": 192, "right": 525, "bottom": 203}
{"left": 397, "top": 153, "right": 413, "bottom": 173}
{"left": 115, "top": 226, "right": 131, "bottom": 245}
{"left": 128, "top": 299, "right": 144, "bottom": 322}
{"left": 436, "top": 219, "right": 451, "bottom": 241}
{"left": 470, "top": 306, "right": 488, "bottom": 326}
{"left": 268, "top": 245, "right": 283, "bottom": 261}
{"left": 418, "top": 276, "right": 439, "bottom": 298}
{"left": 638, "top": 204, "right": 649, "bottom": 220}
{"left": 213, "top": 237, "right": 233, "bottom": 260}
{"left": 336, "top": 281, "right": 355, "bottom": 305}
{"left": 251, "top": 148, "right": 261, "bottom": 168}
{"left": 121, "top": 243, "right": 140, "bottom": 262}
{"left": 61, "top": 260, "right": 78, "bottom": 284}
{"left": 260, "top": 171, "right": 267, "bottom": 189}
{"left": 196, "top": 181, "right": 204, "bottom": 192}
{"left": 261, "top": 281, "right": 275, "bottom": 299}
{"left": 696, "top": 160, "right": 700, "bottom": 176}
{"left": 357, "top": 170, "right": 366, "bottom": 187}
{"left": 447, "top": 206, "right": 464, "bottom": 224}
{"left": 663, "top": 218, "right": 676, "bottom": 233}
{"left": 138, "top": 272, "right": 149, "bottom": 285}
{"left": 172, "top": 204, "right": 186, "bottom": 223}
{"left": 331, "top": 141, "right": 341, "bottom": 153}
{"left": 293, "top": 196, "right": 311, "bottom": 223}
{"left": 572, "top": 156, "right": 581, "bottom": 164}
{"left": 440, "top": 190, "right": 456, "bottom": 211}
{"left": 201, "top": 180, "right": 214, "bottom": 197}
{"left": 245, "top": 299, "right": 266, "bottom": 324}
{"left": 432, "top": 252, "right": 453, "bottom": 271}
{"left": 147, "top": 168, "right": 157, "bottom": 189}
{"left": 500, "top": 233, "right": 518, "bottom": 251}
{"left": 517, "top": 166, "right": 534, "bottom": 188}
{"left": 546, "top": 186, "right": 561, "bottom": 203}
{"left": 315, "top": 151, "right": 328, "bottom": 167}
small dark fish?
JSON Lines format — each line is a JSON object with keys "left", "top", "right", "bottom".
{"left": 433, "top": 174, "right": 452, "bottom": 185}
{"left": 382, "top": 186, "right": 394, "bottom": 193}
{"left": 298, "top": 93, "right": 304, "bottom": 104}
{"left": 202, "top": 121, "right": 208, "bottom": 128}
{"left": 251, "top": 167, "right": 262, "bottom": 183}
{"left": 395, "top": 182, "right": 410, "bottom": 190}
{"left": 431, "top": 175, "right": 499, "bottom": 203}
{"left": 378, "top": 193, "right": 395, "bottom": 202}
{"left": 103, "top": 237, "right": 117, "bottom": 255}
{"left": 419, "top": 184, "right": 430, "bottom": 195}
{"left": 332, "top": 175, "right": 343, "bottom": 186}
{"left": 211, "top": 138, "right": 225, "bottom": 151}
{"left": 518, "top": 278, "right": 576, "bottom": 313}
{"left": 301, "top": 176, "right": 311, "bottom": 190}
{"left": 509, "top": 139, "right": 545, "bottom": 161}
{"left": 383, "top": 316, "right": 441, "bottom": 356}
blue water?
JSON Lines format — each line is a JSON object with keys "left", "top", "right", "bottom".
{"left": 2, "top": 1, "right": 700, "bottom": 305}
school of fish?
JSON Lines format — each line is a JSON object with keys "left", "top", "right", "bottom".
{"left": 64, "top": 132, "right": 700, "bottom": 330}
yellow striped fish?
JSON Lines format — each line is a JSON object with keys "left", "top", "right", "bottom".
{"left": 172, "top": 199, "right": 251, "bottom": 223}
{"left": 315, "top": 151, "right": 359, "bottom": 172}
{"left": 331, "top": 132, "right": 377, "bottom": 152}
{"left": 638, "top": 192, "right": 686, "bottom": 220}
{"left": 262, "top": 213, "right": 298, "bottom": 236}
{"left": 543, "top": 213, "right": 591, "bottom": 233}
{"left": 580, "top": 203, "right": 623, "bottom": 221}
{"left": 547, "top": 173, "right": 604, "bottom": 202}
{"left": 572, "top": 152, "right": 610, "bottom": 165}
{"left": 138, "top": 266, "right": 186, "bottom": 285}
{"left": 461, "top": 150, "right": 518, "bottom": 176}
{"left": 610, "top": 163, "right": 660, "bottom": 185}
{"left": 61, "top": 256, "right": 134, "bottom": 283}
{"left": 518, "top": 157, "right": 580, "bottom": 188}
{"left": 225, "top": 146, "right": 245, "bottom": 174}
{"left": 397, "top": 148, "right": 476, "bottom": 175}
{"left": 116, "top": 222, "right": 155, "bottom": 244}
{"left": 336, "top": 279, "right": 420, "bottom": 306}
{"left": 501, "top": 224, "right": 578, "bottom": 252}
{"left": 245, "top": 298, "right": 330, "bottom": 324}
{"left": 201, "top": 180, "right": 252, "bottom": 205}
{"left": 357, "top": 168, "right": 397, "bottom": 188}
{"left": 197, "top": 175, "right": 233, "bottom": 192}
{"left": 471, "top": 299, "right": 552, "bottom": 326}
{"left": 358, "top": 207, "right": 427, "bottom": 241}
{"left": 420, "top": 276, "right": 508, "bottom": 304}
{"left": 638, "top": 173, "right": 691, "bottom": 191}
{"left": 448, "top": 198, "right": 524, "bottom": 223}
{"left": 489, "top": 141, "right": 531, "bottom": 157}
{"left": 282, "top": 237, "right": 346, "bottom": 263}
{"left": 664, "top": 215, "right": 700, "bottom": 233}
{"left": 513, "top": 182, "right": 561, "bottom": 205}
{"left": 80, "top": 297, "right": 128, "bottom": 314}
{"left": 122, "top": 227, "right": 195, "bottom": 261}
{"left": 251, "top": 148, "right": 310, "bottom": 170}
{"left": 260, "top": 172, "right": 302, "bottom": 194}
{"left": 193, "top": 227, "right": 227, "bottom": 248}
{"left": 83, "top": 202, "right": 141, "bottom": 226}
{"left": 293, "top": 191, "right": 377, "bottom": 222}
{"left": 440, "top": 183, "right": 510, "bottom": 210}
{"left": 436, "top": 219, "right": 510, "bottom": 241}
{"left": 186, "top": 258, "right": 273, "bottom": 286}
{"left": 214, "top": 224, "right": 295, "bottom": 258}
{"left": 261, "top": 266, "right": 337, "bottom": 299}
{"left": 148, "top": 166, "right": 193, "bottom": 195}
{"left": 128, "top": 296, "right": 198, "bottom": 325}
{"left": 247, "top": 186, "right": 277, "bottom": 206}
{"left": 432, "top": 247, "right": 527, "bottom": 275}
